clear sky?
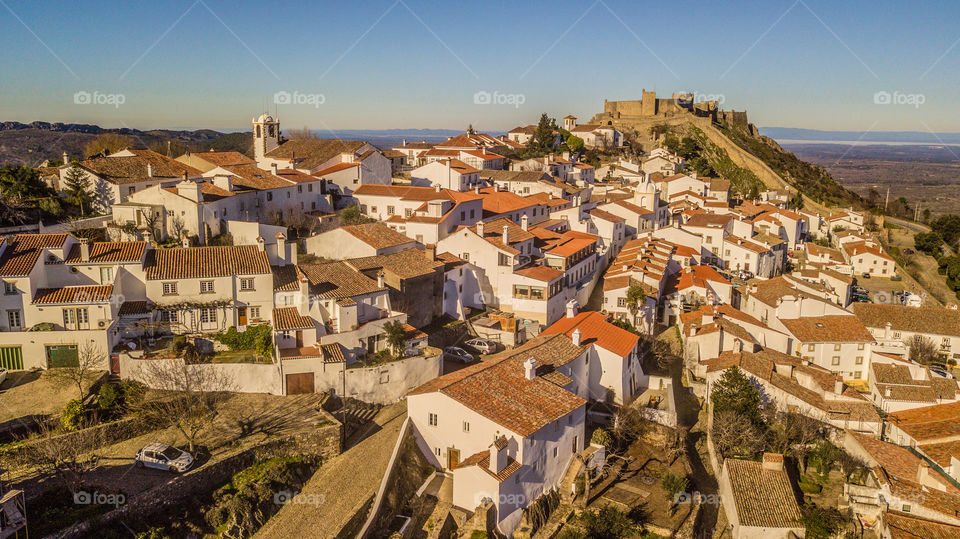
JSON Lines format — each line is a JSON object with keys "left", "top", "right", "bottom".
{"left": 0, "top": 0, "right": 957, "bottom": 133}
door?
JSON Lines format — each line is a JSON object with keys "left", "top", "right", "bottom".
{"left": 447, "top": 448, "right": 460, "bottom": 469}
{"left": 237, "top": 307, "right": 247, "bottom": 326}
{"left": 46, "top": 345, "right": 79, "bottom": 368}
{"left": 285, "top": 373, "right": 315, "bottom": 395}
{"left": 0, "top": 346, "right": 22, "bottom": 370}
{"left": 110, "top": 354, "right": 121, "bottom": 375}
{"left": 295, "top": 330, "right": 303, "bottom": 348}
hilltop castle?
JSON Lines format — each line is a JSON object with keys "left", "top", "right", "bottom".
{"left": 589, "top": 89, "right": 756, "bottom": 135}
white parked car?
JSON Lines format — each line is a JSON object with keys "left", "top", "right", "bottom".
{"left": 464, "top": 338, "right": 497, "bottom": 355}
{"left": 443, "top": 346, "right": 474, "bottom": 363}
{"left": 135, "top": 443, "right": 194, "bottom": 472}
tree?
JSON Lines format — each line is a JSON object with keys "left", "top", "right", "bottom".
{"left": 170, "top": 215, "right": 187, "bottom": 240}
{"left": 0, "top": 193, "right": 28, "bottom": 224}
{"left": 661, "top": 471, "right": 690, "bottom": 504}
{"left": 527, "top": 113, "right": 559, "bottom": 156}
{"left": 83, "top": 133, "right": 133, "bottom": 157}
{"left": 46, "top": 342, "right": 106, "bottom": 400}
{"left": 382, "top": 320, "right": 407, "bottom": 357}
{"left": 914, "top": 231, "right": 944, "bottom": 255}
{"left": 712, "top": 410, "right": 766, "bottom": 458}
{"left": 624, "top": 285, "right": 646, "bottom": 315}
{"left": 575, "top": 505, "right": 639, "bottom": 539}
{"left": 788, "top": 191, "right": 805, "bottom": 211}
{"left": 710, "top": 366, "right": 762, "bottom": 425}
{"left": 138, "top": 358, "right": 235, "bottom": 452}
{"left": 11, "top": 417, "right": 105, "bottom": 495}
{"left": 62, "top": 163, "right": 94, "bottom": 217}
{"left": 565, "top": 135, "right": 584, "bottom": 153}
{"left": 286, "top": 126, "right": 320, "bottom": 140}
{"left": 801, "top": 504, "right": 847, "bottom": 539}
{"left": 931, "top": 214, "right": 960, "bottom": 247}
{"left": 906, "top": 334, "right": 940, "bottom": 365}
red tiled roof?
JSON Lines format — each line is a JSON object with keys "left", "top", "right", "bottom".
{"left": 455, "top": 451, "right": 522, "bottom": 482}
{"left": 144, "top": 245, "right": 270, "bottom": 280}
{"left": 888, "top": 401, "right": 960, "bottom": 442}
{"left": 0, "top": 234, "right": 68, "bottom": 276}
{"left": 724, "top": 457, "right": 803, "bottom": 529}
{"left": 272, "top": 307, "right": 315, "bottom": 330}
{"left": 779, "top": 315, "right": 874, "bottom": 343}
{"left": 514, "top": 265, "right": 563, "bottom": 282}
{"left": 341, "top": 222, "right": 416, "bottom": 250}
{"left": 33, "top": 285, "right": 114, "bottom": 304}
{"left": 543, "top": 311, "right": 639, "bottom": 357}
{"left": 677, "top": 265, "right": 730, "bottom": 290}
{"left": 65, "top": 241, "right": 146, "bottom": 264}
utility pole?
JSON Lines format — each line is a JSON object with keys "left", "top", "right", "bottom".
{"left": 884, "top": 187, "right": 890, "bottom": 213}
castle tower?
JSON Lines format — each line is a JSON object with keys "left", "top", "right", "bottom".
{"left": 252, "top": 113, "right": 280, "bottom": 161}
{"left": 563, "top": 115, "right": 577, "bottom": 131}
{"left": 641, "top": 89, "right": 657, "bottom": 116}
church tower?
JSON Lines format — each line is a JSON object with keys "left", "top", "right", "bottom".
{"left": 252, "top": 113, "right": 280, "bottom": 161}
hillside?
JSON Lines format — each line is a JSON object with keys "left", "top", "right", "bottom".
{"left": 0, "top": 121, "right": 251, "bottom": 165}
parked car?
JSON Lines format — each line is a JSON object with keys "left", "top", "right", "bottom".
{"left": 463, "top": 338, "right": 498, "bottom": 355}
{"left": 0, "top": 368, "right": 6, "bottom": 387}
{"left": 861, "top": 273, "right": 871, "bottom": 279}
{"left": 930, "top": 366, "right": 953, "bottom": 379}
{"left": 135, "top": 443, "right": 194, "bottom": 472}
{"left": 443, "top": 346, "right": 474, "bottom": 363}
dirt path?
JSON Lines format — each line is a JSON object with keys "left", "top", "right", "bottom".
{"left": 884, "top": 227, "right": 955, "bottom": 305}
{"left": 255, "top": 401, "right": 407, "bottom": 539}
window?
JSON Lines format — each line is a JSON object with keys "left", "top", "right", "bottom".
{"left": 902, "top": 504, "right": 911, "bottom": 513}
{"left": 416, "top": 235, "right": 423, "bottom": 243}
{"left": 854, "top": 371, "right": 862, "bottom": 379}
{"left": 162, "top": 282, "right": 178, "bottom": 295}
{"left": 498, "top": 252, "right": 510, "bottom": 266}
{"left": 834, "top": 344, "right": 842, "bottom": 351}
{"left": 240, "top": 278, "right": 255, "bottom": 291}
{"left": 807, "top": 344, "right": 815, "bottom": 352}
{"left": 370, "top": 206, "right": 377, "bottom": 213}
{"left": 462, "top": 421, "right": 470, "bottom": 433}
{"left": 405, "top": 208, "right": 412, "bottom": 217}
{"left": 3, "top": 281, "right": 17, "bottom": 295}
{"left": 249, "top": 306, "right": 260, "bottom": 319}
{"left": 387, "top": 206, "right": 395, "bottom": 215}
{"left": 7, "top": 310, "right": 21, "bottom": 329}
{"left": 200, "top": 281, "right": 215, "bottom": 294}
{"left": 200, "top": 307, "right": 217, "bottom": 325}
{"left": 855, "top": 356, "right": 864, "bottom": 365}
{"left": 162, "top": 310, "right": 179, "bottom": 323}
{"left": 128, "top": 186, "right": 135, "bottom": 195}
{"left": 267, "top": 192, "right": 273, "bottom": 201}
{"left": 461, "top": 252, "right": 469, "bottom": 262}
{"left": 435, "top": 447, "right": 441, "bottom": 456}
{"left": 553, "top": 447, "right": 559, "bottom": 458}
{"left": 893, "top": 331, "right": 901, "bottom": 339}
{"left": 832, "top": 356, "right": 841, "bottom": 365}
{"left": 857, "top": 343, "right": 865, "bottom": 350}
{"left": 62, "top": 308, "right": 89, "bottom": 330}
{"left": 428, "top": 413, "right": 438, "bottom": 426}
{"left": 98, "top": 267, "right": 113, "bottom": 284}
{"left": 618, "top": 297, "right": 627, "bottom": 307}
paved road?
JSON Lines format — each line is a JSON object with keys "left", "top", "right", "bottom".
{"left": 885, "top": 216, "right": 930, "bottom": 233}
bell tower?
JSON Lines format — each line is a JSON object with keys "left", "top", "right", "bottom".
{"left": 252, "top": 113, "right": 280, "bottom": 161}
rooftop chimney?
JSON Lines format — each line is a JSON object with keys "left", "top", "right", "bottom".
{"left": 885, "top": 386, "right": 892, "bottom": 398}
{"left": 425, "top": 244, "right": 436, "bottom": 261}
{"left": 521, "top": 214, "right": 529, "bottom": 231}
{"left": 884, "top": 321, "right": 892, "bottom": 340}
{"left": 271, "top": 162, "right": 279, "bottom": 175}
{"left": 140, "top": 227, "right": 152, "bottom": 244}
{"left": 256, "top": 235, "right": 265, "bottom": 251}
{"left": 834, "top": 379, "right": 843, "bottom": 395}
{"left": 377, "top": 271, "right": 385, "bottom": 288}
{"left": 523, "top": 357, "right": 538, "bottom": 380}
{"left": 276, "top": 232, "right": 287, "bottom": 263}
{"left": 918, "top": 461, "right": 931, "bottom": 485}
{"left": 566, "top": 300, "right": 579, "bottom": 319}
{"left": 476, "top": 220, "right": 485, "bottom": 237}
{"left": 502, "top": 225, "right": 509, "bottom": 245}
{"left": 62, "top": 151, "right": 69, "bottom": 164}
{"left": 79, "top": 237, "right": 90, "bottom": 262}
{"left": 572, "top": 328, "right": 582, "bottom": 346}
{"left": 434, "top": 183, "right": 441, "bottom": 193}
{"left": 180, "top": 233, "right": 190, "bottom": 248}
{"left": 146, "top": 163, "right": 153, "bottom": 177}
{"left": 761, "top": 452, "right": 784, "bottom": 471}
{"left": 489, "top": 436, "right": 508, "bottom": 474}
{"left": 402, "top": 138, "right": 407, "bottom": 145}
{"left": 176, "top": 180, "right": 201, "bottom": 203}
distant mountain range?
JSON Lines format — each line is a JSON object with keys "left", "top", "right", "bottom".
{"left": 0, "top": 122, "right": 495, "bottom": 167}
{"left": 760, "top": 127, "right": 960, "bottom": 145}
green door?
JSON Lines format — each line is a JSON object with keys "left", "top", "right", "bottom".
{"left": 0, "top": 346, "right": 23, "bottom": 370}
{"left": 46, "top": 345, "right": 79, "bottom": 368}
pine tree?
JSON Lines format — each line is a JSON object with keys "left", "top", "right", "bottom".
{"left": 62, "top": 163, "right": 94, "bottom": 217}
{"left": 528, "top": 113, "right": 558, "bottom": 156}
{"left": 710, "top": 366, "right": 762, "bottom": 425}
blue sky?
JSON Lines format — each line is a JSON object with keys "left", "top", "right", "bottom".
{"left": 0, "top": 0, "right": 958, "bottom": 133}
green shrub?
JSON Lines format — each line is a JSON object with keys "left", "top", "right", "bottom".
{"left": 98, "top": 383, "right": 122, "bottom": 412}
{"left": 214, "top": 324, "right": 274, "bottom": 359}
{"left": 590, "top": 428, "right": 613, "bottom": 449}
{"left": 61, "top": 399, "right": 85, "bottom": 430}
{"left": 661, "top": 471, "right": 690, "bottom": 503}
{"left": 798, "top": 479, "right": 822, "bottom": 494}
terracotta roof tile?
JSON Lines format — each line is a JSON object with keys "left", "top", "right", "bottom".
{"left": 341, "top": 223, "right": 416, "bottom": 250}
{"left": 725, "top": 457, "right": 803, "bottom": 528}
{"left": 144, "top": 245, "right": 270, "bottom": 280}
{"left": 0, "top": 234, "right": 68, "bottom": 276}
{"left": 853, "top": 304, "right": 960, "bottom": 338}
{"left": 543, "top": 311, "right": 639, "bottom": 357}
{"left": 65, "top": 241, "right": 146, "bottom": 264}
{"left": 33, "top": 285, "right": 113, "bottom": 304}
{"left": 273, "top": 307, "right": 315, "bottom": 330}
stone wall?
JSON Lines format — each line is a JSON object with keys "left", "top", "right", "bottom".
{"left": 0, "top": 415, "right": 154, "bottom": 468}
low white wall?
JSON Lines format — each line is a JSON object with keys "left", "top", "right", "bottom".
{"left": 120, "top": 352, "right": 441, "bottom": 403}
{"left": 0, "top": 329, "right": 112, "bottom": 370}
